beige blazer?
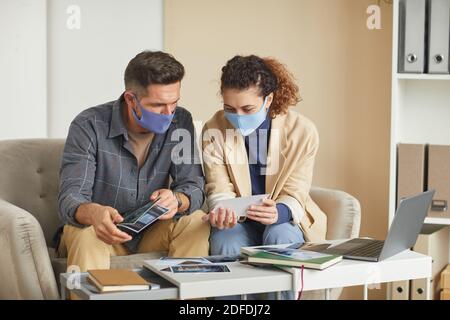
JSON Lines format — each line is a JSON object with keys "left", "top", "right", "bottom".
{"left": 201, "top": 109, "right": 327, "bottom": 242}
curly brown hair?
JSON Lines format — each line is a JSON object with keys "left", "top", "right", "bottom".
{"left": 220, "top": 55, "right": 300, "bottom": 118}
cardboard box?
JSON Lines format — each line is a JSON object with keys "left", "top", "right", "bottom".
{"left": 397, "top": 144, "right": 426, "bottom": 205}
{"left": 428, "top": 145, "right": 450, "bottom": 219}
{"left": 390, "top": 280, "right": 409, "bottom": 300}
{"left": 413, "top": 225, "right": 449, "bottom": 276}
{"left": 441, "top": 265, "right": 450, "bottom": 290}
{"left": 412, "top": 225, "right": 449, "bottom": 299}
{"left": 411, "top": 274, "right": 441, "bottom": 300}
{"left": 441, "top": 289, "right": 450, "bottom": 300}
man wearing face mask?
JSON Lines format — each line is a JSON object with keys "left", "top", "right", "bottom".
{"left": 56, "top": 51, "right": 209, "bottom": 273}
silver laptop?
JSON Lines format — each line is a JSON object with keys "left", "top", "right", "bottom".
{"left": 322, "top": 190, "right": 435, "bottom": 262}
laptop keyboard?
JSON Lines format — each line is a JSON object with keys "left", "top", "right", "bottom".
{"left": 346, "top": 240, "right": 385, "bottom": 258}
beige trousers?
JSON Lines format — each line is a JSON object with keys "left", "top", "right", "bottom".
{"left": 59, "top": 210, "right": 210, "bottom": 272}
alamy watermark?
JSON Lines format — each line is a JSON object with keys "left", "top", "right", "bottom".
{"left": 170, "top": 127, "right": 282, "bottom": 175}
{"left": 66, "top": 5, "right": 81, "bottom": 30}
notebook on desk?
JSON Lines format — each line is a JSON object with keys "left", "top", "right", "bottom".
{"left": 87, "top": 269, "right": 159, "bottom": 293}
{"left": 241, "top": 244, "right": 342, "bottom": 270}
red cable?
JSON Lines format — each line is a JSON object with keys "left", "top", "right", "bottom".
{"left": 297, "top": 264, "right": 304, "bottom": 300}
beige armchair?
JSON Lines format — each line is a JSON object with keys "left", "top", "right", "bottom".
{"left": 0, "top": 139, "right": 360, "bottom": 300}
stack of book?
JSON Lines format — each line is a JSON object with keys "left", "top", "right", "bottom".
{"left": 87, "top": 269, "right": 157, "bottom": 293}
{"left": 240, "top": 244, "right": 343, "bottom": 270}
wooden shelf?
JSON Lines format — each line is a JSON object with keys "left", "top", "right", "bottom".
{"left": 396, "top": 73, "right": 450, "bottom": 80}
{"left": 424, "top": 217, "right": 450, "bottom": 226}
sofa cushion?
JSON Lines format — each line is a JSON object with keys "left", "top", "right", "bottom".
{"left": 0, "top": 139, "right": 65, "bottom": 245}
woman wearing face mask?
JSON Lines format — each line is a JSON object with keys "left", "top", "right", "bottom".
{"left": 201, "top": 55, "right": 327, "bottom": 258}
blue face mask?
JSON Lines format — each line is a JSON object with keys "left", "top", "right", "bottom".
{"left": 224, "top": 96, "right": 268, "bottom": 136}
{"left": 131, "top": 94, "right": 175, "bottom": 134}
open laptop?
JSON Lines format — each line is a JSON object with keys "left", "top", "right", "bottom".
{"left": 320, "top": 190, "right": 435, "bottom": 262}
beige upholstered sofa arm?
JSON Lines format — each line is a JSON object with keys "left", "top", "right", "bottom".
{"left": 309, "top": 187, "right": 361, "bottom": 240}
{"left": 0, "top": 199, "right": 59, "bottom": 299}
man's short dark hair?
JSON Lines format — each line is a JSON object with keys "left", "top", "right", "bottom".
{"left": 124, "top": 51, "right": 185, "bottom": 96}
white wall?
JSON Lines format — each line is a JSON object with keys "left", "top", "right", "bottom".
{"left": 0, "top": 0, "right": 47, "bottom": 140}
{"left": 0, "top": 0, "right": 163, "bottom": 140}
{"left": 47, "top": 0, "right": 163, "bottom": 138}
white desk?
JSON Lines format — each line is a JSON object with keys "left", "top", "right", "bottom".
{"left": 143, "top": 249, "right": 431, "bottom": 300}
{"left": 284, "top": 249, "right": 432, "bottom": 300}
{"left": 144, "top": 259, "right": 291, "bottom": 299}
{"left": 60, "top": 249, "right": 431, "bottom": 300}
